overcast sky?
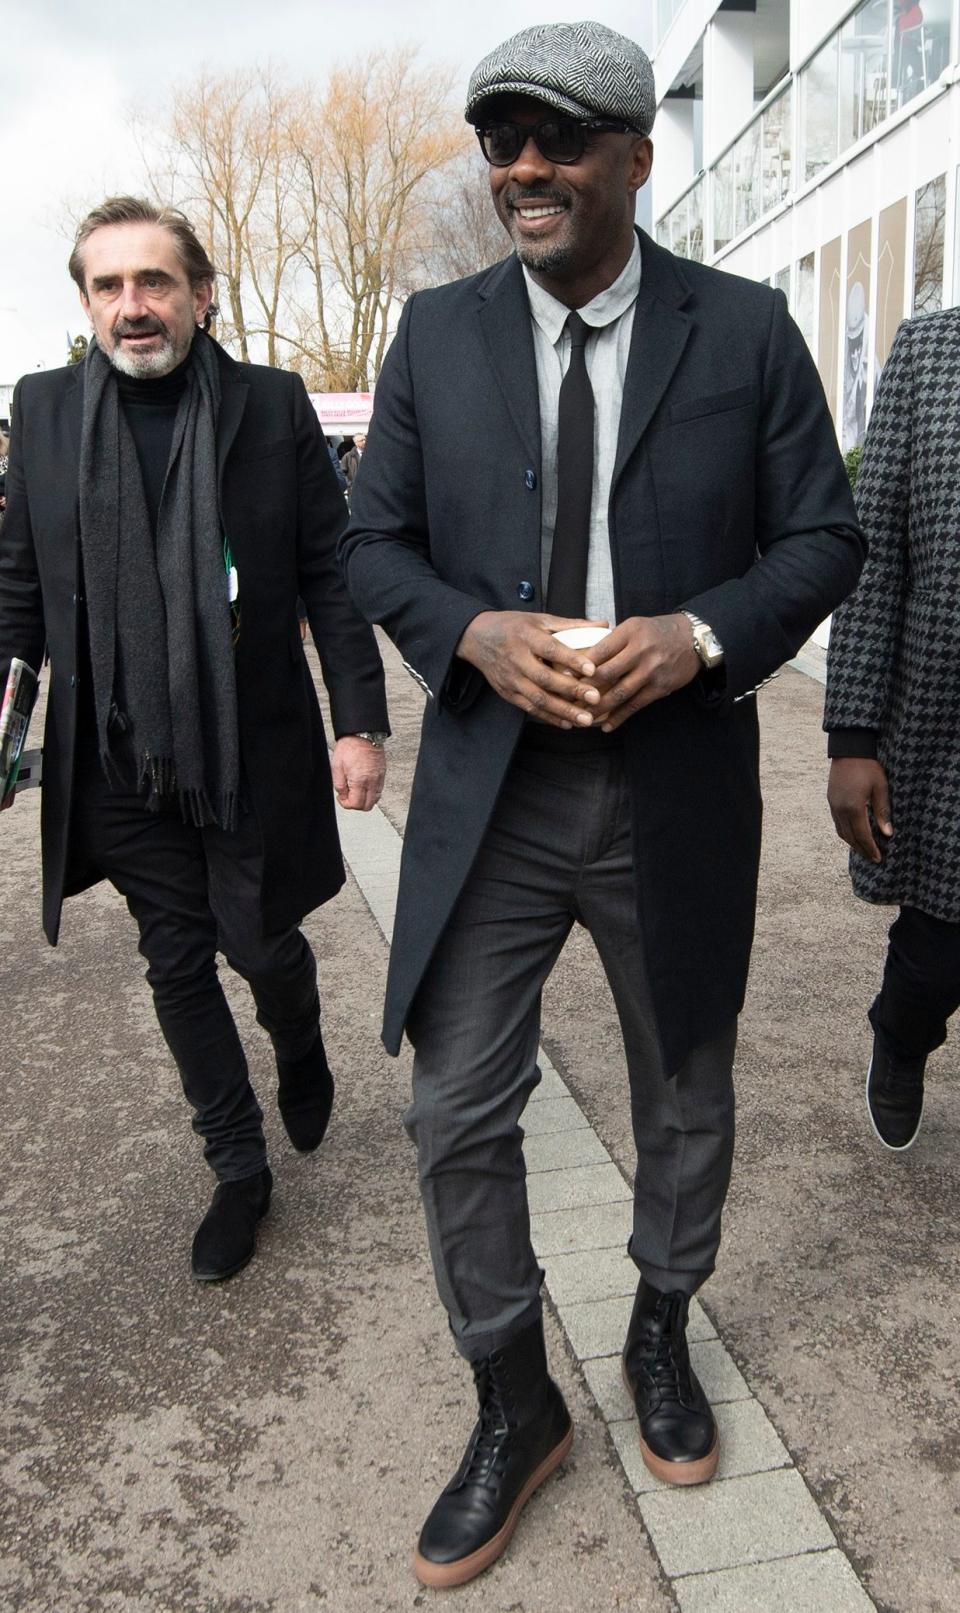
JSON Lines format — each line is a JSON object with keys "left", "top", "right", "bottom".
{"left": 1, "top": 1, "right": 655, "bottom": 384}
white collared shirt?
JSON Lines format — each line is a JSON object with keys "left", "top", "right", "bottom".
{"left": 523, "top": 235, "right": 642, "bottom": 626}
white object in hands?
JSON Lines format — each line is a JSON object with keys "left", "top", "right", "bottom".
{"left": 551, "top": 625, "right": 609, "bottom": 650}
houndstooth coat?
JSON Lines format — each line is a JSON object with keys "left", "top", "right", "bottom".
{"left": 825, "top": 309, "right": 960, "bottom": 919}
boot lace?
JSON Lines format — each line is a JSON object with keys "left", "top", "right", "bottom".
{"left": 462, "top": 1355, "right": 513, "bottom": 1486}
{"left": 635, "top": 1293, "right": 693, "bottom": 1405}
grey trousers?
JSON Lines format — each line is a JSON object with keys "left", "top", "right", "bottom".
{"left": 406, "top": 730, "right": 737, "bottom": 1362}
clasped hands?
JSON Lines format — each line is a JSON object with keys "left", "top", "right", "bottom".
{"left": 457, "top": 610, "right": 701, "bottom": 732}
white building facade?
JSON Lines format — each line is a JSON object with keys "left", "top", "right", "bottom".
{"left": 651, "top": 0, "right": 957, "bottom": 457}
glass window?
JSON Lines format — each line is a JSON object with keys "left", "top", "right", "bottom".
{"left": 802, "top": 33, "right": 840, "bottom": 181}
{"left": 735, "top": 119, "right": 762, "bottom": 237}
{"left": 714, "top": 149, "right": 735, "bottom": 254}
{"left": 687, "top": 180, "right": 704, "bottom": 264}
{"left": 775, "top": 266, "right": 791, "bottom": 302}
{"left": 840, "top": 2, "right": 892, "bottom": 146}
{"left": 796, "top": 252, "right": 816, "bottom": 347}
{"left": 894, "top": 0, "right": 952, "bottom": 107}
{"left": 914, "top": 173, "right": 946, "bottom": 314}
{"left": 762, "top": 85, "right": 793, "bottom": 212}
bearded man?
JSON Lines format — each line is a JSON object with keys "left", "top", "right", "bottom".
{"left": 0, "top": 197, "right": 388, "bottom": 1280}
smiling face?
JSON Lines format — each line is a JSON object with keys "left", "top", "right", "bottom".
{"left": 77, "top": 221, "right": 213, "bottom": 378}
{"left": 487, "top": 96, "right": 653, "bottom": 307}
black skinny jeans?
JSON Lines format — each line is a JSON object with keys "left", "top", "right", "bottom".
{"left": 70, "top": 755, "right": 320, "bottom": 1180}
{"left": 870, "top": 905, "right": 960, "bottom": 1064}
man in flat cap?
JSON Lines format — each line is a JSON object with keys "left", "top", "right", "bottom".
{"left": 342, "top": 19, "right": 863, "bottom": 1586}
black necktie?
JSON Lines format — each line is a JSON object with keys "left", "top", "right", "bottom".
{"left": 546, "top": 311, "right": 595, "bottom": 618}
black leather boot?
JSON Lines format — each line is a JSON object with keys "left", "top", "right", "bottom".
{"left": 414, "top": 1319, "right": 573, "bottom": 1588}
{"left": 276, "top": 1031, "right": 334, "bottom": 1153}
{"left": 191, "top": 1166, "right": 273, "bottom": 1281}
{"left": 621, "top": 1279, "right": 718, "bottom": 1485}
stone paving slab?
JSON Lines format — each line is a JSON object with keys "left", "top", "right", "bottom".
{"left": 525, "top": 1161, "right": 632, "bottom": 1214}
{"left": 540, "top": 1244, "right": 638, "bottom": 1305}
{"left": 530, "top": 1199, "right": 633, "bottom": 1256}
{"left": 522, "top": 1095, "right": 591, "bottom": 1136}
{"left": 609, "top": 1399, "right": 792, "bottom": 1494}
{"left": 528, "top": 1063, "right": 571, "bottom": 1102}
{"left": 523, "top": 1127, "right": 610, "bottom": 1172}
{"left": 674, "top": 1549, "right": 876, "bottom": 1612}
{"left": 639, "top": 1469, "right": 836, "bottom": 1578}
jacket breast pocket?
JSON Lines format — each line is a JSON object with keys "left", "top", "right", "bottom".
{"left": 668, "top": 385, "right": 759, "bottom": 425}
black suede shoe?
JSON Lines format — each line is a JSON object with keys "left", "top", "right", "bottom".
{"left": 414, "top": 1319, "right": 573, "bottom": 1588}
{"left": 276, "top": 1032, "right": 335, "bottom": 1153}
{"left": 191, "top": 1166, "right": 273, "bottom": 1282}
{"left": 622, "top": 1279, "right": 718, "bottom": 1486}
{"left": 866, "top": 1037, "right": 926, "bottom": 1151}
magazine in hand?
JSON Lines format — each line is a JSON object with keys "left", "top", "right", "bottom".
{"left": 0, "top": 658, "right": 40, "bottom": 800}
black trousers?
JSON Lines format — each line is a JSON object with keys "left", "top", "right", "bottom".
{"left": 870, "top": 904, "right": 960, "bottom": 1064}
{"left": 70, "top": 760, "right": 321, "bottom": 1181}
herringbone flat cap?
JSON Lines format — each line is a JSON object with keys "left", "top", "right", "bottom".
{"left": 465, "top": 20, "right": 656, "bottom": 136}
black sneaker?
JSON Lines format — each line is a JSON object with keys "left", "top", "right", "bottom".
{"left": 866, "top": 1037, "right": 925, "bottom": 1151}
{"left": 622, "top": 1280, "right": 719, "bottom": 1486}
{"left": 414, "top": 1319, "right": 573, "bottom": 1588}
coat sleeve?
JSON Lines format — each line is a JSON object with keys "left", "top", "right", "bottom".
{"left": 0, "top": 379, "right": 47, "bottom": 693}
{"left": 292, "top": 374, "right": 389, "bottom": 737}
{"left": 824, "top": 320, "right": 913, "bottom": 736}
{"left": 679, "top": 291, "right": 866, "bottom": 704}
{"left": 338, "top": 296, "right": 490, "bottom": 706}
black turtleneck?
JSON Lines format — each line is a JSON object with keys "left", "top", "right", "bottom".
{"left": 116, "top": 346, "right": 192, "bottom": 531}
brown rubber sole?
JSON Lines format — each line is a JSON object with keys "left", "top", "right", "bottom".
{"left": 412, "top": 1420, "right": 574, "bottom": 1589}
{"left": 621, "top": 1357, "right": 719, "bottom": 1486}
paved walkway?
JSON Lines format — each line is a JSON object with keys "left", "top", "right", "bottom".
{"left": 3, "top": 634, "right": 959, "bottom": 1612}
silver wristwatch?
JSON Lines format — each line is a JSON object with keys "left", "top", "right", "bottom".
{"left": 352, "top": 730, "right": 388, "bottom": 748}
{"left": 681, "top": 612, "right": 725, "bottom": 670}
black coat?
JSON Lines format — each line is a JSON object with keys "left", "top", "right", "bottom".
{"left": 341, "top": 231, "right": 865, "bottom": 1075}
{"left": 0, "top": 338, "right": 388, "bottom": 944}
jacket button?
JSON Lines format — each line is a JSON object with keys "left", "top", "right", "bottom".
{"left": 517, "top": 580, "right": 535, "bottom": 602}
{"left": 69, "top": 675, "right": 76, "bottom": 687}
{"left": 524, "top": 468, "right": 537, "bottom": 490}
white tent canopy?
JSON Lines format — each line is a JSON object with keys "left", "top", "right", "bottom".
{"left": 309, "top": 391, "right": 373, "bottom": 438}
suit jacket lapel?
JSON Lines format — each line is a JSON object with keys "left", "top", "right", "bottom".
{"left": 476, "top": 258, "right": 541, "bottom": 466}
{"left": 613, "top": 232, "right": 693, "bottom": 486}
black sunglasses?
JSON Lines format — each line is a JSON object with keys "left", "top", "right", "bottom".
{"left": 475, "top": 116, "right": 642, "bottom": 168}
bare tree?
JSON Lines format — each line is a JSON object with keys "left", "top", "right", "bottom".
{"left": 288, "top": 49, "right": 471, "bottom": 387}
{"left": 139, "top": 52, "right": 470, "bottom": 387}
{"left": 397, "top": 148, "right": 509, "bottom": 294}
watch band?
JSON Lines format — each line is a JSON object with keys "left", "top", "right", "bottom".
{"left": 352, "top": 730, "right": 388, "bottom": 748}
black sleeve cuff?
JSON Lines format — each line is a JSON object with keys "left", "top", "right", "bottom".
{"left": 827, "top": 727, "right": 878, "bottom": 759}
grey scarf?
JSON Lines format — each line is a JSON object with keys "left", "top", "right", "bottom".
{"left": 78, "top": 333, "right": 239, "bottom": 830}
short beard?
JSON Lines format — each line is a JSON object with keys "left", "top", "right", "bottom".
{"left": 108, "top": 330, "right": 185, "bottom": 379}
{"left": 514, "top": 239, "right": 572, "bottom": 275}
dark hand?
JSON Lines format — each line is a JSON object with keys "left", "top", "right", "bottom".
{"left": 828, "top": 757, "right": 893, "bottom": 863}
{"left": 582, "top": 614, "right": 701, "bottom": 731}
{"left": 456, "top": 611, "right": 608, "bottom": 729}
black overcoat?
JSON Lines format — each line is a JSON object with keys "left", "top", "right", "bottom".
{"left": 0, "top": 338, "right": 388, "bottom": 944}
{"left": 341, "top": 231, "right": 865, "bottom": 1074}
